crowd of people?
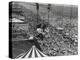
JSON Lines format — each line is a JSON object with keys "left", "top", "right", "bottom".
{"left": 11, "top": 2, "right": 78, "bottom": 56}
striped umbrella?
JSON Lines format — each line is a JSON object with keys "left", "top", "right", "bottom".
{"left": 15, "top": 45, "right": 47, "bottom": 58}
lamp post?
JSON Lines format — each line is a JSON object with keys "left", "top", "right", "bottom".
{"left": 47, "top": 4, "right": 51, "bottom": 23}
{"left": 35, "top": 3, "right": 39, "bottom": 23}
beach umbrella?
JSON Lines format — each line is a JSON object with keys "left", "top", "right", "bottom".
{"left": 15, "top": 45, "right": 47, "bottom": 58}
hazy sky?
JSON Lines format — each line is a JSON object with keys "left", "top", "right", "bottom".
{"left": 13, "top": 1, "right": 78, "bottom": 18}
